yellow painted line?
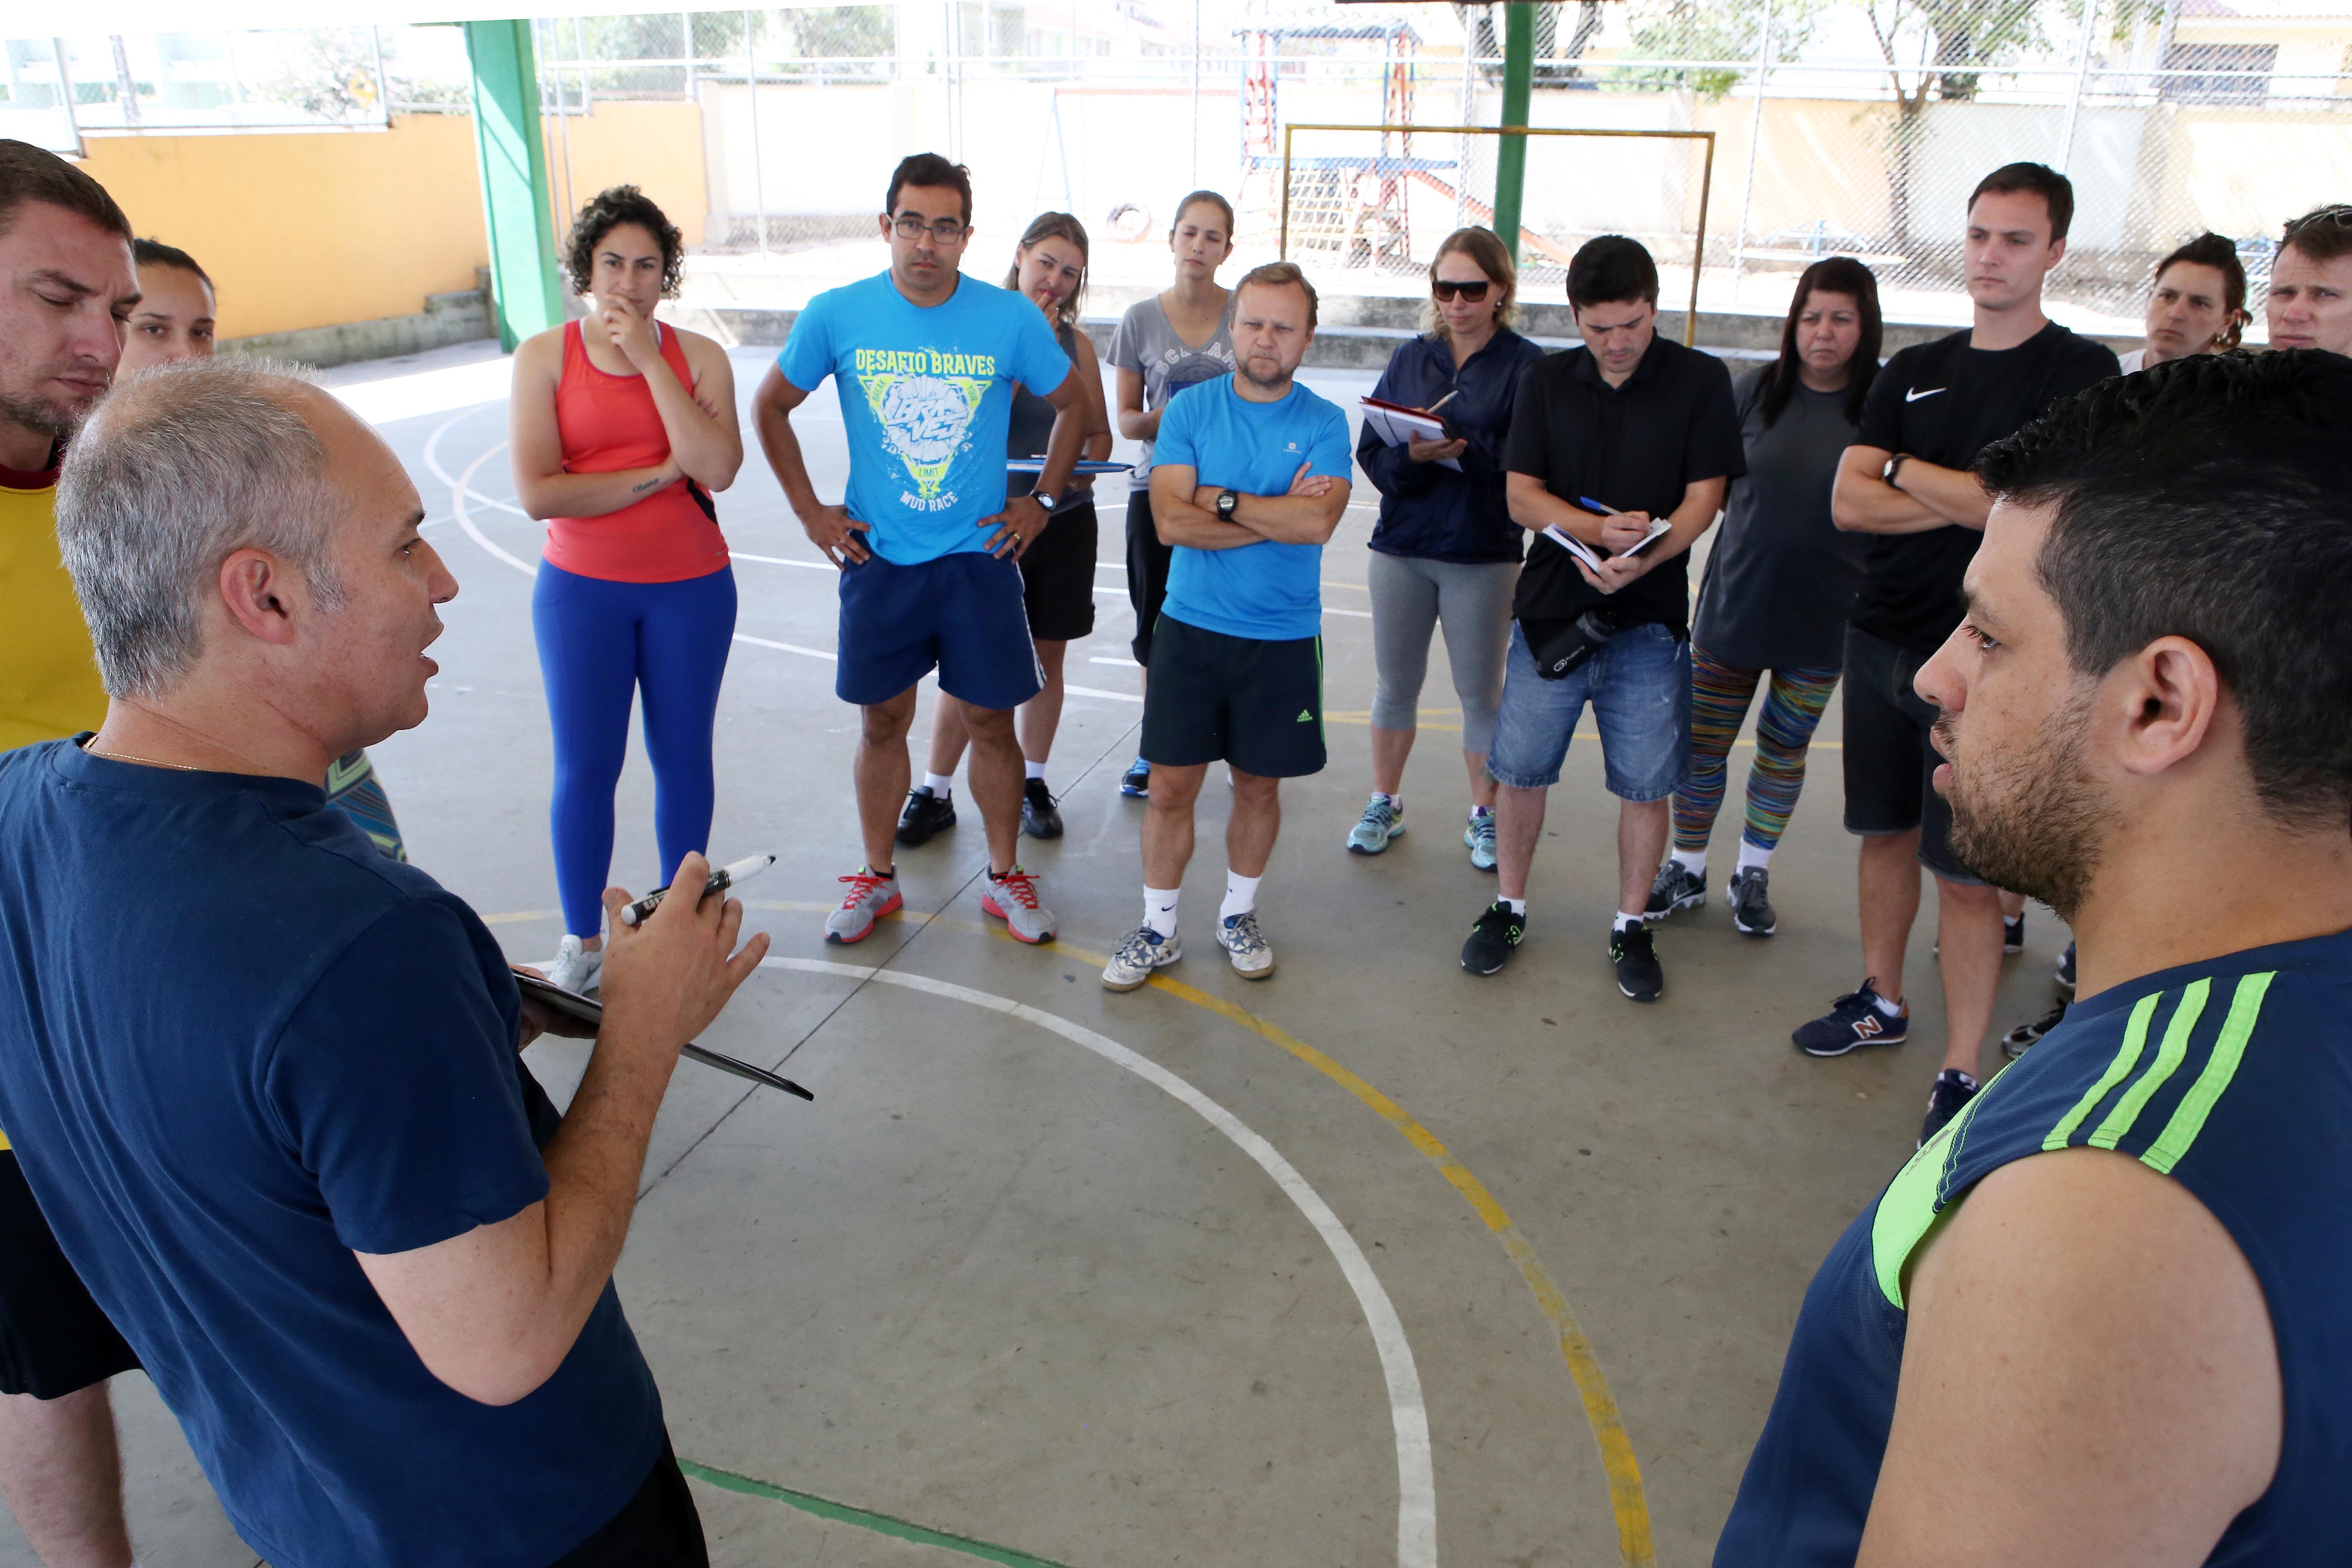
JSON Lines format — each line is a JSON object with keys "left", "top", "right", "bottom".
{"left": 773, "top": 900, "right": 1656, "bottom": 1564}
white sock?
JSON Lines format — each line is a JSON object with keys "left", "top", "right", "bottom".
{"left": 1671, "top": 847, "right": 1706, "bottom": 875}
{"left": 1145, "top": 886, "right": 1179, "bottom": 939}
{"left": 1502, "top": 896, "right": 1527, "bottom": 915}
{"left": 923, "top": 771, "right": 954, "bottom": 798}
{"left": 1874, "top": 989, "right": 1904, "bottom": 1016}
{"left": 1615, "top": 909, "right": 1646, "bottom": 934}
{"left": 1024, "top": 759, "right": 1048, "bottom": 781}
{"left": 1737, "top": 840, "right": 1773, "bottom": 873}
{"left": 1371, "top": 790, "right": 1399, "bottom": 809}
{"left": 1221, "top": 871, "right": 1261, "bottom": 921}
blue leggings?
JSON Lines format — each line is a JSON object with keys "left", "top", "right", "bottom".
{"left": 533, "top": 561, "right": 737, "bottom": 937}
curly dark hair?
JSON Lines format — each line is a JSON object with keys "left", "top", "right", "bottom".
{"left": 562, "top": 186, "right": 684, "bottom": 298}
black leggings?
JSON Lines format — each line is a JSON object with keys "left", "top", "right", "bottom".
{"left": 1125, "top": 488, "right": 1175, "bottom": 667}
{"left": 547, "top": 1434, "right": 708, "bottom": 1568}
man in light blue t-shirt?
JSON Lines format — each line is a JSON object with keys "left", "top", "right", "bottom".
{"left": 1100, "top": 261, "right": 1353, "bottom": 994}
{"left": 754, "top": 153, "right": 1087, "bottom": 947}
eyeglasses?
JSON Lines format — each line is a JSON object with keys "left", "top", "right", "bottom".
{"left": 1432, "top": 280, "right": 1492, "bottom": 303}
{"left": 892, "top": 215, "right": 969, "bottom": 244}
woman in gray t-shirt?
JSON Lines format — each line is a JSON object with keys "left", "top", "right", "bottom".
{"left": 1105, "top": 191, "right": 1239, "bottom": 799}
{"left": 1650, "top": 257, "right": 1882, "bottom": 939}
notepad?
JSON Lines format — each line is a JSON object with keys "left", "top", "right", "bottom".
{"left": 1541, "top": 518, "right": 1670, "bottom": 573}
{"left": 1358, "top": 396, "right": 1461, "bottom": 471}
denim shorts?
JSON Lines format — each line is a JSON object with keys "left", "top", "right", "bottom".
{"left": 1486, "top": 620, "right": 1691, "bottom": 800}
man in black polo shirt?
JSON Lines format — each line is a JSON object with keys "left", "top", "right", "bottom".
{"left": 1793, "top": 162, "right": 2117, "bottom": 1144}
{"left": 1460, "top": 236, "right": 1744, "bottom": 999}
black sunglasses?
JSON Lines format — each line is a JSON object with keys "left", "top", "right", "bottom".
{"left": 1431, "top": 279, "right": 1492, "bottom": 302}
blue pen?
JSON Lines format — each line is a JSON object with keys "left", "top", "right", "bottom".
{"left": 1579, "top": 496, "right": 1621, "bottom": 515}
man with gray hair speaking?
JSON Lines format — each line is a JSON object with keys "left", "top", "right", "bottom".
{"left": 0, "top": 359, "right": 768, "bottom": 1567}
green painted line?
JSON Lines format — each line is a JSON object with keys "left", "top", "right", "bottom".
{"left": 675, "top": 1459, "right": 1078, "bottom": 1567}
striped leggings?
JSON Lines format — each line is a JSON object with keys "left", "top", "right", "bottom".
{"left": 1672, "top": 644, "right": 1840, "bottom": 855}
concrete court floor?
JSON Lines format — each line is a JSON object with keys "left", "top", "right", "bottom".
{"left": 0, "top": 339, "right": 2072, "bottom": 1568}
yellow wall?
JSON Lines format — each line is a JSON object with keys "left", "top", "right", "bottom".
{"left": 82, "top": 116, "right": 489, "bottom": 340}
{"left": 79, "top": 103, "right": 717, "bottom": 340}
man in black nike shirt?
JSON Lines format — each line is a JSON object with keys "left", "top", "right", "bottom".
{"left": 1792, "top": 162, "right": 2117, "bottom": 1144}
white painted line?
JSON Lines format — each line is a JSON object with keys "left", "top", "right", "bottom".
{"left": 1063, "top": 684, "right": 1142, "bottom": 704}
{"left": 1090, "top": 656, "right": 1142, "bottom": 668}
{"left": 731, "top": 551, "right": 833, "bottom": 571}
{"left": 732, "top": 633, "right": 838, "bottom": 662}
{"left": 449, "top": 440, "right": 541, "bottom": 579}
{"left": 1325, "top": 607, "right": 1373, "bottom": 619}
{"left": 760, "top": 958, "right": 1439, "bottom": 1568}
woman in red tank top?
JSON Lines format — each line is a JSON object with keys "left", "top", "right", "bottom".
{"left": 509, "top": 187, "right": 745, "bottom": 992}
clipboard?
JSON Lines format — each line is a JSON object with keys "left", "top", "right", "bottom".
{"left": 1357, "top": 396, "right": 1461, "bottom": 471}
{"left": 511, "top": 969, "right": 814, "bottom": 1101}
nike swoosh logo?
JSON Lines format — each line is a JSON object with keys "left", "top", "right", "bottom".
{"left": 1905, "top": 387, "right": 1946, "bottom": 402}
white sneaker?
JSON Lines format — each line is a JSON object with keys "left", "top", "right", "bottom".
{"left": 1218, "top": 910, "right": 1275, "bottom": 980}
{"left": 545, "top": 934, "right": 602, "bottom": 994}
{"left": 1102, "top": 925, "right": 1181, "bottom": 991}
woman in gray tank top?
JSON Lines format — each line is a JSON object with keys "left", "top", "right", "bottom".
{"left": 1105, "top": 191, "right": 1239, "bottom": 799}
{"left": 911, "top": 213, "right": 1113, "bottom": 846}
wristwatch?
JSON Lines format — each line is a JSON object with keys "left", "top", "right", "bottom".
{"left": 1032, "top": 488, "right": 1061, "bottom": 515}
{"left": 1215, "top": 488, "right": 1239, "bottom": 522}
{"left": 1882, "top": 454, "right": 1909, "bottom": 490}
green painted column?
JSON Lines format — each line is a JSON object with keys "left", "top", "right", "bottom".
{"left": 1491, "top": 2, "right": 1536, "bottom": 263}
{"left": 465, "top": 20, "right": 563, "bottom": 351}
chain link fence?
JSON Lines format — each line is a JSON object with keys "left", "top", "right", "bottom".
{"left": 10, "top": 4, "right": 2347, "bottom": 329}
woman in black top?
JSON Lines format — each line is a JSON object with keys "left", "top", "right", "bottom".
{"left": 1648, "top": 257, "right": 1882, "bottom": 937}
{"left": 910, "top": 212, "right": 1112, "bottom": 844}
{"left": 1348, "top": 227, "right": 1544, "bottom": 869}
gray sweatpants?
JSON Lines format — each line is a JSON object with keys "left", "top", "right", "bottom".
{"left": 1366, "top": 550, "right": 1518, "bottom": 756}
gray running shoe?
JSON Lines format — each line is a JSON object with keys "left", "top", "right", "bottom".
{"left": 1645, "top": 860, "right": 1706, "bottom": 921}
{"left": 1102, "top": 925, "right": 1181, "bottom": 991}
{"left": 1218, "top": 910, "right": 1276, "bottom": 979}
{"left": 824, "top": 867, "right": 903, "bottom": 945}
{"left": 1346, "top": 795, "right": 1404, "bottom": 855}
{"left": 982, "top": 865, "right": 1057, "bottom": 945}
{"left": 1464, "top": 813, "right": 1498, "bottom": 872}
{"left": 545, "top": 933, "right": 602, "bottom": 994}
{"left": 1729, "top": 866, "right": 1778, "bottom": 937}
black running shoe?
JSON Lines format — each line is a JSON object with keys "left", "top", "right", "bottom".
{"left": 1919, "top": 1068, "right": 1981, "bottom": 1147}
{"left": 1120, "top": 756, "right": 1150, "bottom": 799}
{"left": 1460, "top": 901, "right": 1526, "bottom": 976}
{"left": 2003, "top": 911, "right": 2027, "bottom": 954}
{"left": 1610, "top": 920, "right": 1664, "bottom": 1002}
{"left": 895, "top": 786, "right": 956, "bottom": 847}
{"left": 1729, "top": 866, "right": 1777, "bottom": 937}
{"left": 2054, "top": 940, "right": 2077, "bottom": 1000}
{"left": 1644, "top": 861, "right": 1705, "bottom": 921}
{"left": 2001, "top": 1000, "right": 2067, "bottom": 1059}
{"left": 1793, "top": 979, "right": 1909, "bottom": 1056}
{"left": 1020, "top": 776, "right": 1063, "bottom": 839}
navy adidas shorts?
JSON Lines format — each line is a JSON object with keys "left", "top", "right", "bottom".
{"left": 836, "top": 549, "right": 1044, "bottom": 711}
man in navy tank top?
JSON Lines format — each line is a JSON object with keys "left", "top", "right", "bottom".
{"left": 1716, "top": 349, "right": 2352, "bottom": 1566}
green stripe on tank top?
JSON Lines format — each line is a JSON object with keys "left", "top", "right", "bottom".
{"left": 2088, "top": 979, "right": 2209, "bottom": 1149}
{"left": 2142, "top": 971, "right": 2274, "bottom": 1175}
{"left": 1871, "top": 1087, "right": 1991, "bottom": 1310}
{"left": 2041, "top": 991, "right": 2162, "bottom": 1152}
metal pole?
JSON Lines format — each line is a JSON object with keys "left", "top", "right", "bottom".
{"left": 1190, "top": 0, "right": 1202, "bottom": 189}
{"left": 745, "top": 10, "right": 769, "bottom": 252}
{"left": 1491, "top": 2, "right": 1535, "bottom": 263}
{"left": 370, "top": 25, "right": 389, "bottom": 126}
{"left": 540, "top": 19, "right": 577, "bottom": 236}
{"left": 463, "top": 18, "right": 565, "bottom": 350}
{"left": 1456, "top": 13, "right": 1475, "bottom": 232}
{"left": 109, "top": 35, "right": 140, "bottom": 128}
{"left": 682, "top": 13, "right": 695, "bottom": 97}
{"left": 50, "top": 38, "right": 84, "bottom": 158}
{"left": 2057, "top": 0, "right": 2099, "bottom": 175}
{"left": 1731, "top": 0, "right": 1773, "bottom": 302}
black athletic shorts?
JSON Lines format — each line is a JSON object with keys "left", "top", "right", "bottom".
{"left": 0, "top": 1150, "right": 140, "bottom": 1400}
{"left": 1141, "top": 614, "right": 1327, "bottom": 779}
{"left": 1019, "top": 499, "right": 1098, "bottom": 644}
{"left": 1125, "top": 489, "right": 1175, "bottom": 666}
{"left": 547, "top": 1433, "right": 708, "bottom": 1568}
{"left": 1840, "top": 624, "right": 1981, "bottom": 884}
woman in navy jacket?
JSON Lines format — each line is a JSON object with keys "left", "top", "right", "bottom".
{"left": 1347, "top": 227, "right": 1544, "bottom": 869}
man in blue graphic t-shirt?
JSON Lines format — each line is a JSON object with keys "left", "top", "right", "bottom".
{"left": 1099, "top": 262, "right": 1352, "bottom": 994}
{"left": 755, "top": 153, "right": 1085, "bottom": 947}
{"left": 1716, "top": 352, "right": 2352, "bottom": 1566}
